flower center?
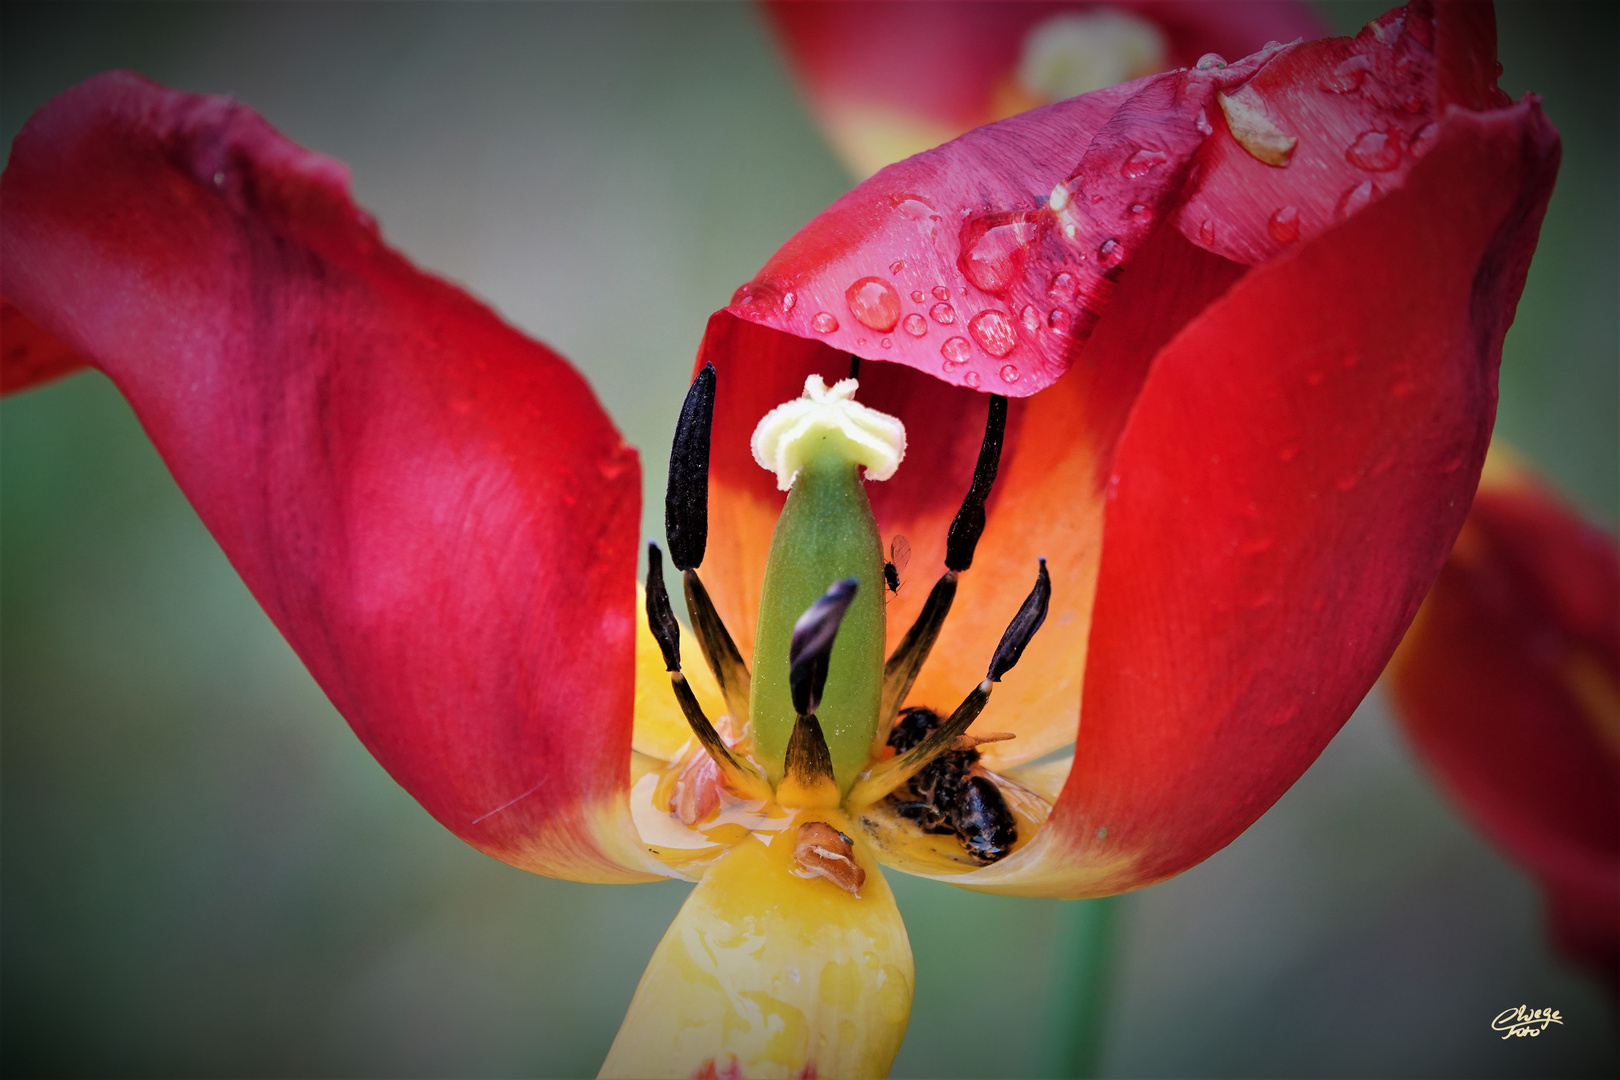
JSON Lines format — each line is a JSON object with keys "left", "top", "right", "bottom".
{"left": 638, "top": 359, "right": 1053, "bottom": 876}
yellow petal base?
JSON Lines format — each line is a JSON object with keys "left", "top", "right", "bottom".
{"left": 600, "top": 824, "right": 912, "bottom": 1079}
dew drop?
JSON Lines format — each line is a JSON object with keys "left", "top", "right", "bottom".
{"left": 1402, "top": 94, "right": 1423, "bottom": 113}
{"left": 889, "top": 259, "right": 905, "bottom": 274}
{"left": 959, "top": 212, "right": 1038, "bottom": 293}
{"left": 902, "top": 312, "right": 928, "bottom": 337}
{"left": 1198, "top": 219, "right": 1216, "bottom": 245}
{"left": 1129, "top": 203, "right": 1150, "bottom": 219}
{"left": 893, "top": 195, "right": 938, "bottom": 221}
{"left": 932, "top": 285, "right": 951, "bottom": 301}
{"left": 1346, "top": 128, "right": 1404, "bottom": 171}
{"left": 910, "top": 290, "right": 925, "bottom": 303}
{"left": 1021, "top": 305, "right": 1041, "bottom": 332}
{"left": 1267, "top": 205, "right": 1300, "bottom": 243}
{"left": 1121, "top": 147, "right": 1170, "bottom": 179}
{"left": 1410, "top": 122, "right": 1438, "bottom": 156}
{"left": 1319, "top": 54, "right": 1370, "bottom": 93}
{"left": 999, "top": 363, "right": 1021, "bottom": 384}
{"left": 212, "top": 169, "right": 225, "bottom": 186}
{"left": 1336, "top": 180, "right": 1375, "bottom": 220}
{"left": 1047, "top": 271, "right": 1078, "bottom": 301}
{"left": 856, "top": 338, "right": 866, "bottom": 346}
{"left": 963, "top": 370, "right": 982, "bottom": 388}
{"left": 940, "top": 336, "right": 972, "bottom": 367}
{"left": 1195, "top": 108, "right": 1214, "bottom": 136}
{"left": 930, "top": 301, "right": 956, "bottom": 325}
{"left": 881, "top": 337, "right": 892, "bottom": 348}
{"left": 1047, "top": 308, "right": 1071, "bottom": 333}
{"left": 1195, "top": 52, "right": 1227, "bottom": 70}
{"left": 969, "top": 310, "right": 1017, "bottom": 358}
{"left": 1096, "top": 237, "right": 1125, "bottom": 266}
{"left": 812, "top": 312, "right": 838, "bottom": 334}
{"left": 846, "top": 277, "right": 901, "bottom": 332}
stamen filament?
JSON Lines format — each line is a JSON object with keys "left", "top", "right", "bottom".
{"left": 876, "top": 571, "right": 958, "bottom": 747}
{"left": 848, "top": 558, "right": 1051, "bottom": 808}
{"left": 682, "top": 568, "right": 752, "bottom": 723}
{"left": 646, "top": 542, "right": 770, "bottom": 800}
{"left": 945, "top": 394, "right": 1009, "bottom": 572}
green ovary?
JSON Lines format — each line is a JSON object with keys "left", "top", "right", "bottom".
{"left": 750, "top": 440, "right": 886, "bottom": 791}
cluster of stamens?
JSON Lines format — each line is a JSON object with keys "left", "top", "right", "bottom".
{"left": 642, "top": 355, "right": 1050, "bottom": 888}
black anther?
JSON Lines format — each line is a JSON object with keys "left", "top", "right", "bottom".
{"left": 665, "top": 363, "right": 716, "bottom": 572}
{"left": 645, "top": 542, "right": 682, "bottom": 672}
{"left": 788, "top": 578, "right": 859, "bottom": 717}
{"left": 945, "top": 394, "right": 1008, "bottom": 572}
{"left": 988, "top": 558, "right": 1050, "bottom": 681}
{"left": 848, "top": 353, "right": 862, "bottom": 381}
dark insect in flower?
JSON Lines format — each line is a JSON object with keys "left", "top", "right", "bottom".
{"left": 883, "top": 534, "right": 911, "bottom": 596}
{"left": 885, "top": 706, "right": 1016, "bottom": 863}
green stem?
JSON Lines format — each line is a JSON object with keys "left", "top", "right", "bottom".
{"left": 1050, "top": 894, "right": 1125, "bottom": 1078}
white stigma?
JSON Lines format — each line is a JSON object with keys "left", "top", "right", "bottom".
{"left": 750, "top": 375, "right": 907, "bottom": 492}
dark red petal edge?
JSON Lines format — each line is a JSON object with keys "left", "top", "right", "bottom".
{"left": 0, "top": 73, "right": 654, "bottom": 882}
{"left": 2, "top": 298, "right": 89, "bottom": 393}
{"left": 1390, "top": 476, "right": 1619, "bottom": 990}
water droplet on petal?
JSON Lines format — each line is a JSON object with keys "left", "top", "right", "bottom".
{"left": 1047, "top": 308, "right": 1071, "bottom": 333}
{"left": 1129, "top": 203, "right": 1150, "bottom": 219}
{"left": 893, "top": 195, "right": 938, "bottom": 221}
{"left": 1021, "top": 305, "right": 1041, "bottom": 332}
{"left": 910, "top": 290, "right": 925, "bottom": 303}
{"left": 889, "top": 260, "right": 905, "bottom": 274}
{"left": 1198, "top": 219, "right": 1216, "bottom": 245}
{"left": 1336, "top": 180, "right": 1375, "bottom": 220}
{"left": 1346, "top": 129, "right": 1404, "bottom": 171}
{"left": 1047, "top": 271, "right": 1078, "bottom": 301}
{"left": 1195, "top": 108, "right": 1214, "bottom": 136}
{"left": 1410, "top": 122, "right": 1438, "bottom": 156}
{"left": 881, "top": 337, "right": 892, "bottom": 348}
{"left": 1195, "top": 52, "right": 1227, "bottom": 70}
{"left": 969, "top": 310, "right": 1017, "bottom": 357}
{"left": 1121, "top": 147, "right": 1170, "bottom": 179}
{"left": 999, "top": 364, "right": 1021, "bottom": 384}
{"left": 1097, "top": 237, "right": 1124, "bottom": 266}
{"left": 932, "top": 286, "right": 951, "bottom": 301}
{"left": 930, "top": 301, "right": 956, "bottom": 324}
{"left": 846, "top": 277, "right": 901, "bottom": 332}
{"left": 940, "top": 336, "right": 972, "bottom": 366}
{"left": 963, "top": 370, "right": 982, "bottom": 388}
{"left": 903, "top": 313, "right": 928, "bottom": 337}
{"left": 812, "top": 312, "right": 838, "bottom": 334}
{"left": 781, "top": 292, "right": 796, "bottom": 313}
{"left": 959, "top": 212, "right": 1039, "bottom": 293}
{"left": 1268, "top": 205, "right": 1300, "bottom": 243}
{"left": 1319, "top": 54, "right": 1370, "bottom": 93}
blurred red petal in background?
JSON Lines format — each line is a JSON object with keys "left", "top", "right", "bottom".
{"left": 1389, "top": 452, "right": 1620, "bottom": 991}
{"left": 763, "top": 0, "right": 1331, "bottom": 177}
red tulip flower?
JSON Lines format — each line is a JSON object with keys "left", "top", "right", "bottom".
{"left": 1388, "top": 450, "right": 1620, "bottom": 992}
{"left": 762, "top": 0, "right": 1331, "bottom": 177}
{"left": 0, "top": 2, "right": 1559, "bottom": 1075}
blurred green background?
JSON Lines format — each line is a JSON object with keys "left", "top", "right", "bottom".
{"left": 2, "top": 2, "right": 1614, "bottom": 1077}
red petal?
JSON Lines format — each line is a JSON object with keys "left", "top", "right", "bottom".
{"left": 1388, "top": 462, "right": 1619, "bottom": 988}
{"left": 1, "top": 73, "right": 655, "bottom": 881}
{"left": 2, "top": 297, "right": 89, "bottom": 393}
{"left": 764, "top": 0, "right": 1328, "bottom": 175}
{"left": 1027, "top": 98, "right": 1561, "bottom": 895}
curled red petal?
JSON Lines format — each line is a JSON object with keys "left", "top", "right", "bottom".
{"left": 2, "top": 297, "right": 89, "bottom": 393}
{"left": 1389, "top": 464, "right": 1619, "bottom": 989}
{"left": 1, "top": 73, "right": 655, "bottom": 882}
{"left": 1023, "top": 98, "right": 1560, "bottom": 895}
